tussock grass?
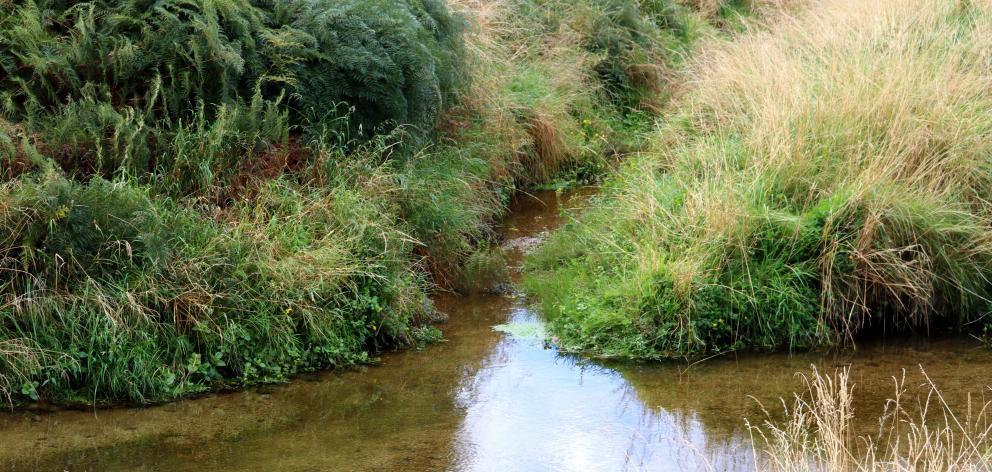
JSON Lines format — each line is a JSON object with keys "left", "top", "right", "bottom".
{"left": 750, "top": 366, "right": 992, "bottom": 471}
{"left": 526, "top": 0, "right": 992, "bottom": 359}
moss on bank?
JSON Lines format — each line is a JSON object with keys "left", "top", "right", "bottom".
{"left": 525, "top": 0, "right": 992, "bottom": 360}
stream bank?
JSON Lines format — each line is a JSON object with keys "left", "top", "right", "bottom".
{"left": 1, "top": 191, "right": 990, "bottom": 471}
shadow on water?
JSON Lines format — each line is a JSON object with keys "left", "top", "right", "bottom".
{"left": 1, "top": 190, "right": 991, "bottom": 471}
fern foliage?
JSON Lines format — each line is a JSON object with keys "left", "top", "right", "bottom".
{"left": 0, "top": 0, "right": 464, "bottom": 177}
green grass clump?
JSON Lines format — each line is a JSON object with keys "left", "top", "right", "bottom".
{"left": 525, "top": 0, "right": 992, "bottom": 360}
{"left": 0, "top": 172, "right": 426, "bottom": 403}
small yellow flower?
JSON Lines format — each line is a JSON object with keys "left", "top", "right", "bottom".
{"left": 52, "top": 205, "right": 70, "bottom": 221}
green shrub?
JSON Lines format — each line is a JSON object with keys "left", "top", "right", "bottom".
{"left": 0, "top": 0, "right": 465, "bottom": 178}
{"left": 586, "top": 0, "right": 682, "bottom": 104}
{"left": 505, "top": 0, "right": 692, "bottom": 106}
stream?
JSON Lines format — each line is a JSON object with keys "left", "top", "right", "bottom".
{"left": 1, "top": 190, "right": 991, "bottom": 471}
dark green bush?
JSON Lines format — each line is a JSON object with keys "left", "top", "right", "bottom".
{"left": 279, "top": 0, "right": 466, "bottom": 134}
{"left": 0, "top": 0, "right": 464, "bottom": 178}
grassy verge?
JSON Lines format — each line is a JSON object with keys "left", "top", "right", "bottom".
{"left": 525, "top": 0, "right": 992, "bottom": 360}
{"left": 0, "top": 0, "right": 702, "bottom": 404}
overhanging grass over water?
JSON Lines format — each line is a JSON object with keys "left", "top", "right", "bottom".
{"left": 525, "top": 0, "right": 992, "bottom": 360}
{"left": 0, "top": 0, "right": 716, "bottom": 404}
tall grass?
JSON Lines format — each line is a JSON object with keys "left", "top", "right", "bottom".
{"left": 0, "top": 0, "right": 701, "bottom": 404}
{"left": 0, "top": 171, "right": 427, "bottom": 402}
{"left": 525, "top": 0, "right": 992, "bottom": 359}
{"left": 400, "top": 0, "right": 706, "bottom": 288}
{"left": 750, "top": 367, "right": 992, "bottom": 471}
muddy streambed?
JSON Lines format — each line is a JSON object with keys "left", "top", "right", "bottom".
{"left": 1, "top": 191, "right": 990, "bottom": 471}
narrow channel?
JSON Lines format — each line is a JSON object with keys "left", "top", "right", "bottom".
{"left": 1, "top": 191, "right": 990, "bottom": 471}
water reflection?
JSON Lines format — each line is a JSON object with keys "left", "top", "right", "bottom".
{"left": 450, "top": 306, "right": 755, "bottom": 471}
{"left": 0, "top": 190, "right": 989, "bottom": 471}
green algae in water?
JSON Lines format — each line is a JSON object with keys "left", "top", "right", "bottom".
{"left": 492, "top": 321, "right": 547, "bottom": 341}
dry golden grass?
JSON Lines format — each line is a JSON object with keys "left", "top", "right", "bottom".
{"left": 750, "top": 366, "right": 992, "bottom": 471}
{"left": 523, "top": 0, "right": 992, "bottom": 359}
{"left": 445, "top": 0, "right": 603, "bottom": 182}
{"left": 655, "top": 0, "right": 992, "bottom": 337}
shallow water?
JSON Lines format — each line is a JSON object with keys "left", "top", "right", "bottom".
{"left": 1, "top": 191, "right": 990, "bottom": 471}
